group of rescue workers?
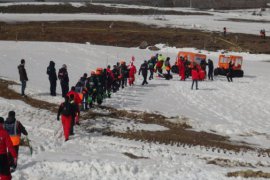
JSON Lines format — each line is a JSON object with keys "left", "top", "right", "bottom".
{"left": 55, "top": 53, "right": 220, "bottom": 142}
{"left": 1, "top": 53, "right": 223, "bottom": 179}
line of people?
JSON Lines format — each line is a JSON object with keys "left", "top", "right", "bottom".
{"left": 56, "top": 60, "right": 139, "bottom": 142}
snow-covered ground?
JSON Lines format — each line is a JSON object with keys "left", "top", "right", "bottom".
{"left": 1, "top": 41, "right": 270, "bottom": 150}
{"left": 0, "top": 2, "right": 270, "bottom": 35}
{"left": 0, "top": 5, "right": 270, "bottom": 179}
{"left": 0, "top": 97, "right": 270, "bottom": 180}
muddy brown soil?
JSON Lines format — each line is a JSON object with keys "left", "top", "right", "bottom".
{"left": 227, "top": 170, "right": 270, "bottom": 178}
{"left": 0, "top": 4, "right": 210, "bottom": 16}
{"left": 84, "top": 106, "right": 270, "bottom": 154}
{"left": 0, "top": 79, "right": 58, "bottom": 112}
{"left": 0, "top": 21, "right": 270, "bottom": 54}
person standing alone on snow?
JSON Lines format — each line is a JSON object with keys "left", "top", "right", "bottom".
{"left": 47, "top": 61, "right": 57, "bottom": 96}
{"left": 191, "top": 66, "right": 199, "bottom": 90}
{"left": 58, "top": 64, "right": 69, "bottom": 97}
{"left": 207, "top": 59, "right": 214, "bottom": 81}
{"left": 57, "top": 96, "right": 74, "bottom": 141}
{"left": 0, "top": 117, "right": 17, "bottom": 180}
{"left": 139, "top": 60, "right": 148, "bottom": 85}
{"left": 227, "top": 61, "right": 234, "bottom": 82}
{"left": 18, "top": 59, "right": 28, "bottom": 97}
{"left": 4, "top": 111, "right": 28, "bottom": 172}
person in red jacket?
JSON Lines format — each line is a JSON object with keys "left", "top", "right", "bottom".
{"left": 0, "top": 117, "right": 17, "bottom": 180}
{"left": 128, "top": 62, "right": 137, "bottom": 86}
{"left": 57, "top": 96, "right": 75, "bottom": 141}
{"left": 67, "top": 86, "right": 81, "bottom": 105}
{"left": 178, "top": 57, "right": 186, "bottom": 81}
{"left": 191, "top": 66, "right": 199, "bottom": 90}
{"left": 67, "top": 86, "right": 81, "bottom": 134}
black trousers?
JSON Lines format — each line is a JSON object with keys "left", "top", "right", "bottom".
{"left": 142, "top": 75, "right": 148, "bottom": 85}
{"left": 227, "top": 75, "right": 233, "bottom": 82}
{"left": 121, "top": 78, "right": 127, "bottom": 88}
{"left": 208, "top": 70, "right": 213, "bottom": 80}
{"left": 191, "top": 80, "right": 198, "bottom": 89}
{"left": 61, "top": 82, "right": 69, "bottom": 97}
{"left": 149, "top": 69, "right": 154, "bottom": 80}
{"left": 8, "top": 145, "right": 19, "bottom": 169}
{"left": 50, "top": 80, "right": 57, "bottom": 96}
{"left": 0, "top": 153, "right": 10, "bottom": 176}
{"left": 70, "top": 116, "right": 75, "bottom": 135}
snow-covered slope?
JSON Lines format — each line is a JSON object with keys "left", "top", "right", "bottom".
{"left": 1, "top": 41, "right": 270, "bottom": 150}
{"left": 0, "top": 97, "right": 269, "bottom": 180}
{"left": 1, "top": 3, "right": 270, "bottom": 35}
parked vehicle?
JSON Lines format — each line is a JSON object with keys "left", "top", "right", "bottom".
{"left": 214, "top": 55, "right": 244, "bottom": 77}
{"left": 172, "top": 51, "right": 207, "bottom": 78}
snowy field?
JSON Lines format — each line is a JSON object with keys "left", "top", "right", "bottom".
{"left": 1, "top": 97, "right": 270, "bottom": 180}
{"left": 0, "top": 41, "right": 270, "bottom": 179}
{"left": 0, "top": 3, "right": 270, "bottom": 179}
{"left": 0, "top": 2, "right": 270, "bottom": 35}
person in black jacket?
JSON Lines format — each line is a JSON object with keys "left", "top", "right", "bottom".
{"left": 139, "top": 60, "right": 149, "bottom": 85}
{"left": 47, "top": 61, "right": 57, "bottom": 96}
{"left": 58, "top": 64, "right": 69, "bottom": 97}
{"left": 120, "top": 62, "right": 129, "bottom": 89}
{"left": 207, "top": 59, "right": 214, "bottom": 81}
{"left": 18, "top": 59, "right": 28, "bottom": 97}
{"left": 4, "top": 111, "right": 28, "bottom": 171}
{"left": 112, "top": 65, "right": 120, "bottom": 92}
{"left": 227, "top": 61, "right": 234, "bottom": 82}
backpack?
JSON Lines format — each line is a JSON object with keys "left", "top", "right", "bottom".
{"left": 61, "top": 102, "right": 71, "bottom": 116}
{"left": 47, "top": 67, "right": 50, "bottom": 75}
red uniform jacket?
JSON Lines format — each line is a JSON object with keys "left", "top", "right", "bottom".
{"left": 106, "top": 68, "right": 114, "bottom": 80}
{"left": 67, "top": 90, "right": 81, "bottom": 105}
{"left": 129, "top": 65, "right": 137, "bottom": 78}
{"left": 192, "top": 69, "right": 199, "bottom": 80}
{"left": 0, "top": 126, "right": 17, "bottom": 158}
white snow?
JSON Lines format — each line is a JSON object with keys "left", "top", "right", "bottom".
{"left": 1, "top": 41, "right": 270, "bottom": 149}
{"left": 0, "top": 3, "right": 270, "bottom": 35}
{"left": 0, "top": 6, "right": 270, "bottom": 179}
{"left": 0, "top": 97, "right": 269, "bottom": 180}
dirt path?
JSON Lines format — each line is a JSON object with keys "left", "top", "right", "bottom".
{"left": 0, "top": 79, "right": 58, "bottom": 112}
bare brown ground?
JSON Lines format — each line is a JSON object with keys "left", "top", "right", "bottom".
{"left": 0, "top": 4, "right": 210, "bottom": 16}
{"left": 0, "top": 21, "right": 270, "bottom": 54}
{"left": 206, "top": 158, "right": 270, "bottom": 168}
{"left": 227, "top": 170, "right": 270, "bottom": 178}
{"left": 123, "top": 152, "right": 149, "bottom": 159}
{"left": 0, "top": 79, "right": 270, "bottom": 156}
{"left": 0, "top": 79, "right": 58, "bottom": 113}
